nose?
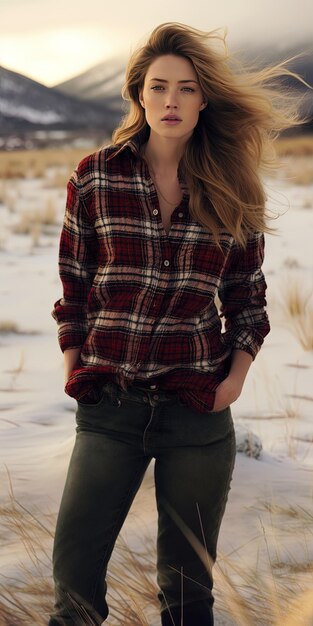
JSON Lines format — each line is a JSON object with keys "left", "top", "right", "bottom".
{"left": 165, "top": 91, "right": 178, "bottom": 109}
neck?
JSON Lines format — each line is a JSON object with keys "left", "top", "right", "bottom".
{"left": 141, "top": 131, "right": 189, "bottom": 177}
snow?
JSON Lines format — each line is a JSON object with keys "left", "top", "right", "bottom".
{"left": 0, "top": 97, "right": 65, "bottom": 123}
{"left": 58, "top": 55, "right": 126, "bottom": 97}
{"left": 0, "top": 168, "right": 313, "bottom": 623}
{"left": 0, "top": 74, "right": 24, "bottom": 94}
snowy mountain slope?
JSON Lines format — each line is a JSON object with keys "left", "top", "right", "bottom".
{"left": 55, "top": 55, "right": 127, "bottom": 111}
{"left": 0, "top": 65, "right": 122, "bottom": 135}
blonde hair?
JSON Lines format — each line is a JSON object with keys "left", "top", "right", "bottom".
{"left": 112, "top": 22, "right": 309, "bottom": 246}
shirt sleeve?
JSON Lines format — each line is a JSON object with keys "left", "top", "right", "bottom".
{"left": 218, "top": 231, "right": 270, "bottom": 359}
{"left": 52, "top": 168, "right": 98, "bottom": 352}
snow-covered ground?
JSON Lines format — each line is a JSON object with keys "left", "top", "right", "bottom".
{"left": 0, "top": 166, "right": 312, "bottom": 622}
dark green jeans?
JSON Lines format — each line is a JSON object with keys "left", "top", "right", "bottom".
{"left": 49, "top": 382, "right": 236, "bottom": 626}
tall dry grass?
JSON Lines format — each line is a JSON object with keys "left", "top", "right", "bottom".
{"left": 0, "top": 148, "right": 99, "bottom": 180}
{"left": 279, "top": 157, "right": 313, "bottom": 185}
{"left": 0, "top": 135, "right": 312, "bottom": 180}
{"left": 12, "top": 199, "right": 58, "bottom": 234}
{"left": 1, "top": 482, "right": 313, "bottom": 626}
{"left": 269, "top": 135, "right": 313, "bottom": 184}
{"left": 280, "top": 276, "right": 313, "bottom": 351}
{"left": 10, "top": 198, "right": 59, "bottom": 248}
{"left": 0, "top": 321, "right": 19, "bottom": 333}
{"left": 275, "top": 136, "right": 313, "bottom": 157}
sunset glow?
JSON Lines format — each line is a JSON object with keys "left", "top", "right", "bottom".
{"left": 0, "top": 27, "right": 128, "bottom": 86}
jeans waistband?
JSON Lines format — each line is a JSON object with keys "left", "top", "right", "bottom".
{"left": 103, "top": 381, "right": 179, "bottom": 404}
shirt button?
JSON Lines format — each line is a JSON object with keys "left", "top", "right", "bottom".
{"left": 178, "top": 212, "right": 183, "bottom": 217}
{"left": 153, "top": 394, "right": 159, "bottom": 401}
{"left": 153, "top": 209, "right": 159, "bottom": 215}
{"left": 150, "top": 384, "right": 157, "bottom": 389}
{"left": 163, "top": 259, "right": 170, "bottom": 267}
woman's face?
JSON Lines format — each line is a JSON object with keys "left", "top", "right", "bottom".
{"left": 139, "top": 54, "right": 207, "bottom": 142}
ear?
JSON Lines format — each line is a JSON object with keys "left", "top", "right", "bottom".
{"left": 199, "top": 100, "right": 207, "bottom": 110}
{"left": 139, "top": 90, "right": 145, "bottom": 108}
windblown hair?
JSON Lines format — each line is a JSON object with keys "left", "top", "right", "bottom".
{"left": 112, "top": 22, "right": 308, "bottom": 246}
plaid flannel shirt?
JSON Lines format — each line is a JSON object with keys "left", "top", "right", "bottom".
{"left": 52, "top": 135, "right": 270, "bottom": 413}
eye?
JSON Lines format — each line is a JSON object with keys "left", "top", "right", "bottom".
{"left": 150, "top": 85, "right": 164, "bottom": 91}
{"left": 181, "top": 87, "right": 195, "bottom": 93}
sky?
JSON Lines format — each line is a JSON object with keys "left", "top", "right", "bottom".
{"left": 0, "top": 0, "right": 312, "bottom": 87}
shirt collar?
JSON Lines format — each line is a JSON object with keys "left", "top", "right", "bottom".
{"left": 107, "top": 132, "right": 189, "bottom": 195}
{"left": 106, "top": 131, "right": 146, "bottom": 161}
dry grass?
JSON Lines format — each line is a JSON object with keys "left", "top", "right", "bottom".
{"left": 0, "top": 179, "right": 6, "bottom": 203}
{"left": 280, "top": 156, "right": 313, "bottom": 185}
{"left": 280, "top": 276, "right": 313, "bottom": 351}
{"left": 0, "top": 320, "right": 19, "bottom": 333}
{"left": 11, "top": 198, "right": 59, "bottom": 248}
{"left": 0, "top": 136, "right": 312, "bottom": 179}
{"left": 1, "top": 485, "right": 313, "bottom": 626}
{"left": 266, "top": 136, "right": 313, "bottom": 185}
{"left": 0, "top": 148, "right": 99, "bottom": 180}
{"left": 2, "top": 352, "right": 25, "bottom": 394}
{"left": 253, "top": 500, "right": 313, "bottom": 525}
{"left": 43, "top": 170, "right": 74, "bottom": 189}
{"left": 214, "top": 560, "right": 313, "bottom": 626}
{"left": 12, "top": 199, "right": 57, "bottom": 235}
{"left": 282, "top": 279, "right": 312, "bottom": 318}
{"left": 0, "top": 492, "right": 155, "bottom": 626}
{"left": 286, "top": 310, "right": 313, "bottom": 351}
{"left": 253, "top": 366, "right": 303, "bottom": 422}
{"left": 275, "top": 136, "right": 313, "bottom": 157}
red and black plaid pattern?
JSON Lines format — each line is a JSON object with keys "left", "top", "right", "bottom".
{"left": 52, "top": 136, "right": 270, "bottom": 413}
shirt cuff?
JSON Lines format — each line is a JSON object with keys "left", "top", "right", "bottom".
{"left": 231, "top": 328, "right": 264, "bottom": 360}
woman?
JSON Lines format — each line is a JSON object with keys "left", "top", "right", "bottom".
{"left": 50, "top": 22, "right": 302, "bottom": 626}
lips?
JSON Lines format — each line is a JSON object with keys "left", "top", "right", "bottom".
{"left": 161, "top": 115, "right": 182, "bottom": 121}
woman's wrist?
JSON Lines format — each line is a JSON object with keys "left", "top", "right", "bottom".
{"left": 64, "top": 347, "right": 81, "bottom": 384}
{"left": 228, "top": 349, "right": 253, "bottom": 386}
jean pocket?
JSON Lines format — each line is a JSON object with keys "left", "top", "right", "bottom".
{"left": 77, "top": 384, "right": 109, "bottom": 408}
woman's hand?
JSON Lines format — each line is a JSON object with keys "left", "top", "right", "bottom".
{"left": 213, "top": 375, "right": 243, "bottom": 411}
{"left": 212, "top": 349, "right": 253, "bottom": 411}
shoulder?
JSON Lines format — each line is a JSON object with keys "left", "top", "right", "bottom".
{"left": 70, "top": 143, "right": 139, "bottom": 201}
{"left": 75, "top": 143, "right": 135, "bottom": 181}
{"left": 75, "top": 145, "right": 116, "bottom": 179}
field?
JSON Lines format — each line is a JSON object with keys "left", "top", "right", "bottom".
{"left": 0, "top": 136, "right": 313, "bottom": 625}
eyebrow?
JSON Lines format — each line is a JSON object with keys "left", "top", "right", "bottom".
{"left": 149, "top": 78, "right": 199, "bottom": 84}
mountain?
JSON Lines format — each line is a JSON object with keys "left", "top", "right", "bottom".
{"left": 0, "top": 65, "right": 123, "bottom": 137}
{"left": 55, "top": 55, "right": 127, "bottom": 112}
